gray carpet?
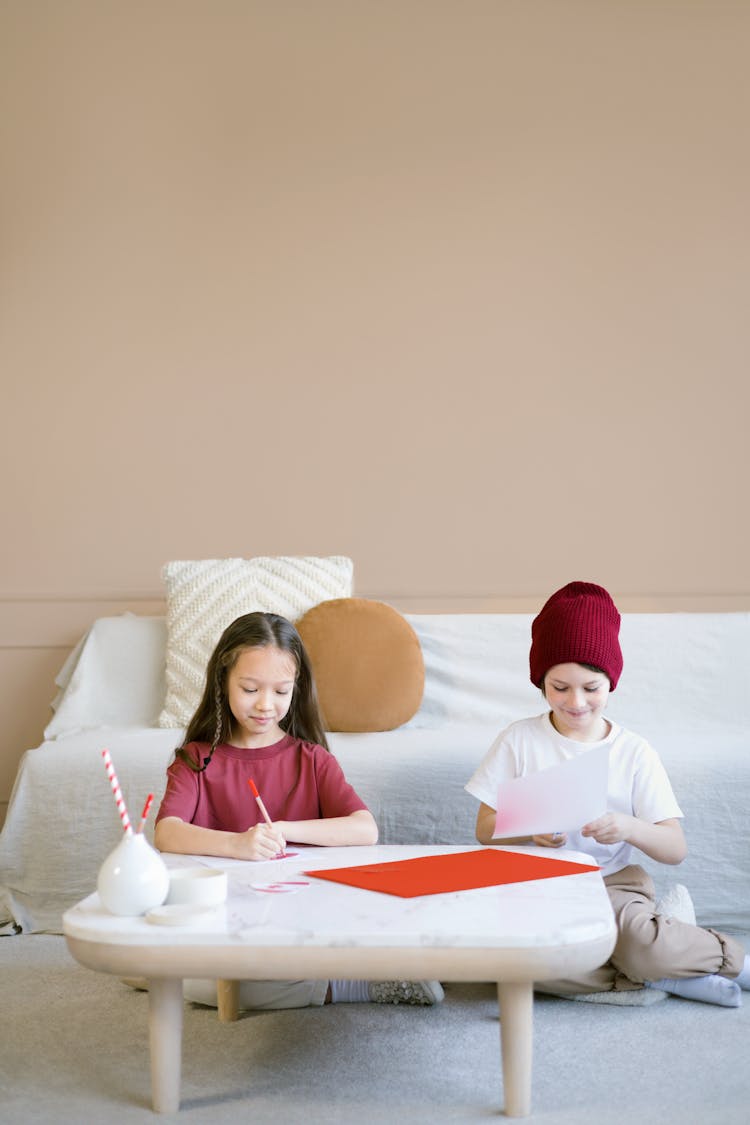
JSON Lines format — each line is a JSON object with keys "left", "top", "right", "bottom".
{"left": 2, "top": 934, "right": 749, "bottom": 1124}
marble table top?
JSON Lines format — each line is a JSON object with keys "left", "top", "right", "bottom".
{"left": 64, "top": 844, "right": 615, "bottom": 954}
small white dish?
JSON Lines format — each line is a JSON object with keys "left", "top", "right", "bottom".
{"left": 145, "top": 903, "right": 219, "bottom": 927}
{"left": 166, "top": 867, "right": 228, "bottom": 907}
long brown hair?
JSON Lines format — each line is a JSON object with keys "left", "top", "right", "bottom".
{"left": 176, "top": 612, "right": 329, "bottom": 772}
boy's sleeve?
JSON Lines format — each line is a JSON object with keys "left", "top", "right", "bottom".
{"left": 464, "top": 730, "right": 516, "bottom": 809}
{"left": 631, "top": 742, "right": 683, "bottom": 824}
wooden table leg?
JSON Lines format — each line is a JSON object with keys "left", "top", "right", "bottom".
{"left": 217, "top": 979, "right": 240, "bottom": 1022}
{"left": 497, "top": 981, "right": 534, "bottom": 1118}
{"left": 148, "top": 978, "right": 184, "bottom": 1113}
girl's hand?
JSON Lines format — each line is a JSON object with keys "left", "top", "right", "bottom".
{"left": 239, "top": 823, "right": 287, "bottom": 861}
{"left": 581, "top": 812, "right": 633, "bottom": 845}
{"left": 532, "top": 832, "right": 567, "bottom": 848}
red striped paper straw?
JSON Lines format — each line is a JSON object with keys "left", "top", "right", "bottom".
{"left": 101, "top": 748, "right": 132, "bottom": 835}
{"left": 137, "top": 793, "right": 154, "bottom": 834}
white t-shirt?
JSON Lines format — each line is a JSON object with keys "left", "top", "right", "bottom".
{"left": 465, "top": 712, "right": 683, "bottom": 877}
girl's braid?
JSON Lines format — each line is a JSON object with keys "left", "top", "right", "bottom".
{"left": 197, "top": 663, "right": 226, "bottom": 773}
{"left": 212, "top": 664, "right": 225, "bottom": 749}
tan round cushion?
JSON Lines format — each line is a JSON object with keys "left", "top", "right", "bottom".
{"left": 296, "top": 598, "right": 425, "bottom": 732}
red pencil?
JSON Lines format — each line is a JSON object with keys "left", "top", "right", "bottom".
{"left": 248, "top": 778, "right": 285, "bottom": 856}
{"left": 247, "top": 778, "right": 273, "bottom": 828}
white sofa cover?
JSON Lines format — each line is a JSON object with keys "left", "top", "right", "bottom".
{"left": 1, "top": 611, "right": 748, "bottom": 935}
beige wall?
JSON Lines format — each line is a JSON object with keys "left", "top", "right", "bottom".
{"left": 2, "top": 1, "right": 749, "bottom": 818}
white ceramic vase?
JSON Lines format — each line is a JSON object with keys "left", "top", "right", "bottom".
{"left": 97, "top": 832, "right": 170, "bottom": 916}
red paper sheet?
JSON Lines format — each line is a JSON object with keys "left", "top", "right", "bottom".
{"left": 305, "top": 848, "right": 599, "bottom": 898}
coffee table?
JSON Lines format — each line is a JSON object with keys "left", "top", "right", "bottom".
{"left": 63, "top": 844, "right": 615, "bottom": 1117}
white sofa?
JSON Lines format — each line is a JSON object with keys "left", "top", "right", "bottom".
{"left": 1, "top": 610, "right": 748, "bottom": 936}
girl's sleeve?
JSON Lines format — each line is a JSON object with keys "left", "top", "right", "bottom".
{"left": 154, "top": 746, "right": 201, "bottom": 825}
{"left": 313, "top": 748, "right": 370, "bottom": 818}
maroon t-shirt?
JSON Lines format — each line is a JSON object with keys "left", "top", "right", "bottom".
{"left": 155, "top": 734, "right": 368, "bottom": 838}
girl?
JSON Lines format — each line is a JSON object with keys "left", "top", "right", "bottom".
{"left": 154, "top": 611, "right": 443, "bottom": 1010}
{"left": 465, "top": 581, "right": 750, "bottom": 1006}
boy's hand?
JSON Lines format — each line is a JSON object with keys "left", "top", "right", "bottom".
{"left": 532, "top": 832, "right": 567, "bottom": 848}
{"left": 581, "top": 812, "right": 633, "bottom": 845}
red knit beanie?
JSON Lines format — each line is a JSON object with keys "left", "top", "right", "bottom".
{"left": 529, "top": 581, "right": 623, "bottom": 690}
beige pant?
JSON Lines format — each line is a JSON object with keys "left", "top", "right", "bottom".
{"left": 184, "top": 978, "right": 329, "bottom": 1010}
{"left": 537, "top": 864, "right": 746, "bottom": 996}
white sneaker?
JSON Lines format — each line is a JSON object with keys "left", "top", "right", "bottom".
{"left": 368, "top": 980, "right": 444, "bottom": 1005}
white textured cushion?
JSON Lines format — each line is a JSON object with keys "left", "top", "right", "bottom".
{"left": 157, "top": 556, "right": 353, "bottom": 729}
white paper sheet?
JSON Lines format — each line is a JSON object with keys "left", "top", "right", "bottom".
{"left": 494, "top": 745, "right": 609, "bottom": 838}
